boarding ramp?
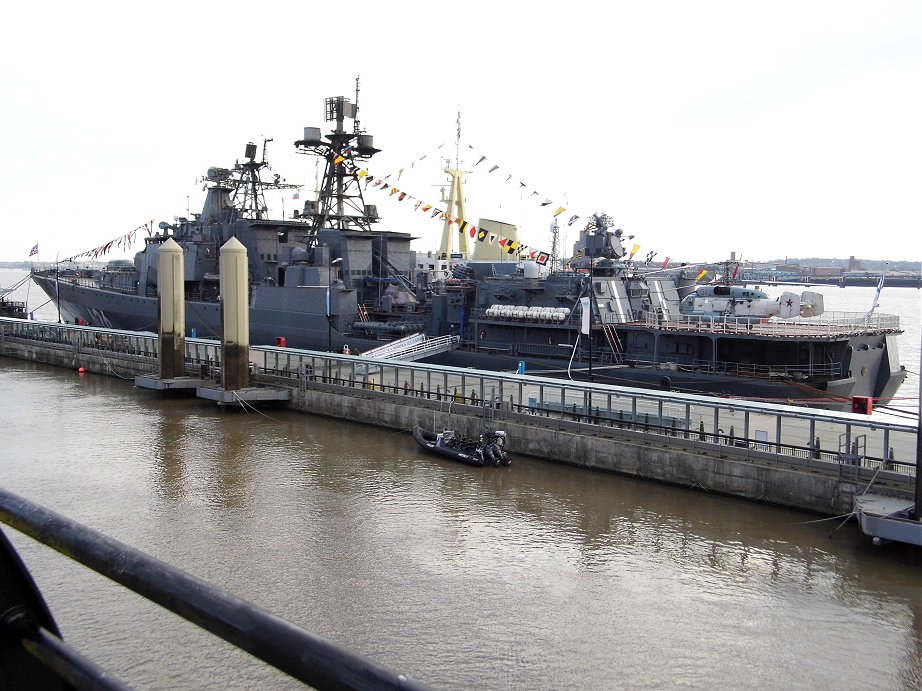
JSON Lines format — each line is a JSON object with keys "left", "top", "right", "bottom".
{"left": 362, "top": 333, "right": 461, "bottom": 362}
{"left": 361, "top": 332, "right": 460, "bottom": 362}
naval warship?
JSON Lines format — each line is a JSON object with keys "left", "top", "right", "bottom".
{"left": 31, "top": 91, "right": 906, "bottom": 409}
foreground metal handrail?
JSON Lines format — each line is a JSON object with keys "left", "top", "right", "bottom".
{"left": 0, "top": 488, "right": 427, "bottom": 691}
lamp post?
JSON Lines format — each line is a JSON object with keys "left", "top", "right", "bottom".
{"left": 327, "top": 257, "right": 342, "bottom": 353}
{"left": 588, "top": 255, "right": 593, "bottom": 382}
{"left": 54, "top": 250, "right": 62, "bottom": 324}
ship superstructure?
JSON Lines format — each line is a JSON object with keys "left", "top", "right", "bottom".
{"left": 30, "top": 88, "right": 906, "bottom": 409}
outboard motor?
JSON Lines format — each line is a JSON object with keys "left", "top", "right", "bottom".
{"left": 480, "top": 431, "right": 510, "bottom": 466}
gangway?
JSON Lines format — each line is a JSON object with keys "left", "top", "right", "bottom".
{"left": 361, "top": 333, "right": 460, "bottom": 362}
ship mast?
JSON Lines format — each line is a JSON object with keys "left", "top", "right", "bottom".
{"left": 293, "top": 76, "right": 380, "bottom": 250}
{"left": 203, "top": 139, "right": 299, "bottom": 221}
{"left": 438, "top": 108, "right": 470, "bottom": 259}
{"left": 550, "top": 218, "right": 560, "bottom": 273}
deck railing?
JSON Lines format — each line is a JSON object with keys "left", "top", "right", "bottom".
{"left": 0, "top": 488, "right": 427, "bottom": 690}
{"left": 644, "top": 311, "right": 901, "bottom": 336}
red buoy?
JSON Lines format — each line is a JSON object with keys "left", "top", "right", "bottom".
{"left": 78, "top": 367, "right": 86, "bottom": 373}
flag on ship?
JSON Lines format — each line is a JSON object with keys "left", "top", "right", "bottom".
{"left": 29, "top": 244, "right": 38, "bottom": 257}
{"left": 867, "top": 270, "right": 886, "bottom": 315}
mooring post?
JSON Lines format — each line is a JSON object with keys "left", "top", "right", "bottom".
{"left": 158, "top": 238, "right": 185, "bottom": 379}
{"left": 220, "top": 237, "right": 250, "bottom": 391}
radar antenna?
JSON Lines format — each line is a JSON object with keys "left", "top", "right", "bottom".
{"left": 580, "top": 213, "right": 629, "bottom": 262}
{"left": 586, "top": 213, "right": 615, "bottom": 232}
{"left": 294, "top": 77, "right": 380, "bottom": 250}
{"left": 201, "top": 139, "right": 300, "bottom": 220}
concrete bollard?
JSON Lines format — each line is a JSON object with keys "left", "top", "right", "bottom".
{"left": 220, "top": 237, "right": 250, "bottom": 390}
{"left": 158, "top": 238, "right": 185, "bottom": 379}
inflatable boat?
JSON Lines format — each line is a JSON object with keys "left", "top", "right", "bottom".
{"left": 412, "top": 426, "right": 510, "bottom": 467}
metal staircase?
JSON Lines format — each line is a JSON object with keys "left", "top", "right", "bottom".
{"left": 371, "top": 247, "right": 416, "bottom": 293}
{"left": 361, "top": 332, "right": 460, "bottom": 362}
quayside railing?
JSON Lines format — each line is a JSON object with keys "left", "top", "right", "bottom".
{"left": 0, "top": 488, "right": 427, "bottom": 691}
{"left": 264, "top": 367, "right": 916, "bottom": 477}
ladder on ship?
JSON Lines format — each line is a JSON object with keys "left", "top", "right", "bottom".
{"left": 371, "top": 248, "right": 415, "bottom": 293}
{"left": 601, "top": 324, "right": 625, "bottom": 364}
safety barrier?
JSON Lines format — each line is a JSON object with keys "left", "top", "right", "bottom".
{"left": 0, "top": 487, "right": 426, "bottom": 690}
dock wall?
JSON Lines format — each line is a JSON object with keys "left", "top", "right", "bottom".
{"left": 0, "top": 334, "right": 158, "bottom": 378}
{"left": 286, "top": 379, "right": 884, "bottom": 516}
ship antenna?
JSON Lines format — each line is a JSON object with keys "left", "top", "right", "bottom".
{"left": 455, "top": 107, "right": 461, "bottom": 169}
{"left": 261, "top": 137, "right": 273, "bottom": 164}
{"left": 294, "top": 85, "right": 380, "bottom": 240}
{"left": 439, "top": 110, "right": 470, "bottom": 259}
{"left": 313, "top": 160, "right": 321, "bottom": 200}
{"left": 353, "top": 75, "right": 362, "bottom": 135}
{"left": 550, "top": 217, "right": 560, "bottom": 274}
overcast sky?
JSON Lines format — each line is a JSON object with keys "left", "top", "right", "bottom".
{"left": 2, "top": 1, "right": 918, "bottom": 264}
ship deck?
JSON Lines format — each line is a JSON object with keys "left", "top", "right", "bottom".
{"left": 633, "top": 312, "right": 901, "bottom": 339}
{"left": 472, "top": 307, "right": 900, "bottom": 340}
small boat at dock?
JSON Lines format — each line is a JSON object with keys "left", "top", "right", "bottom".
{"left": 412, "top": 426, "right": 510, "bottom": 467}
